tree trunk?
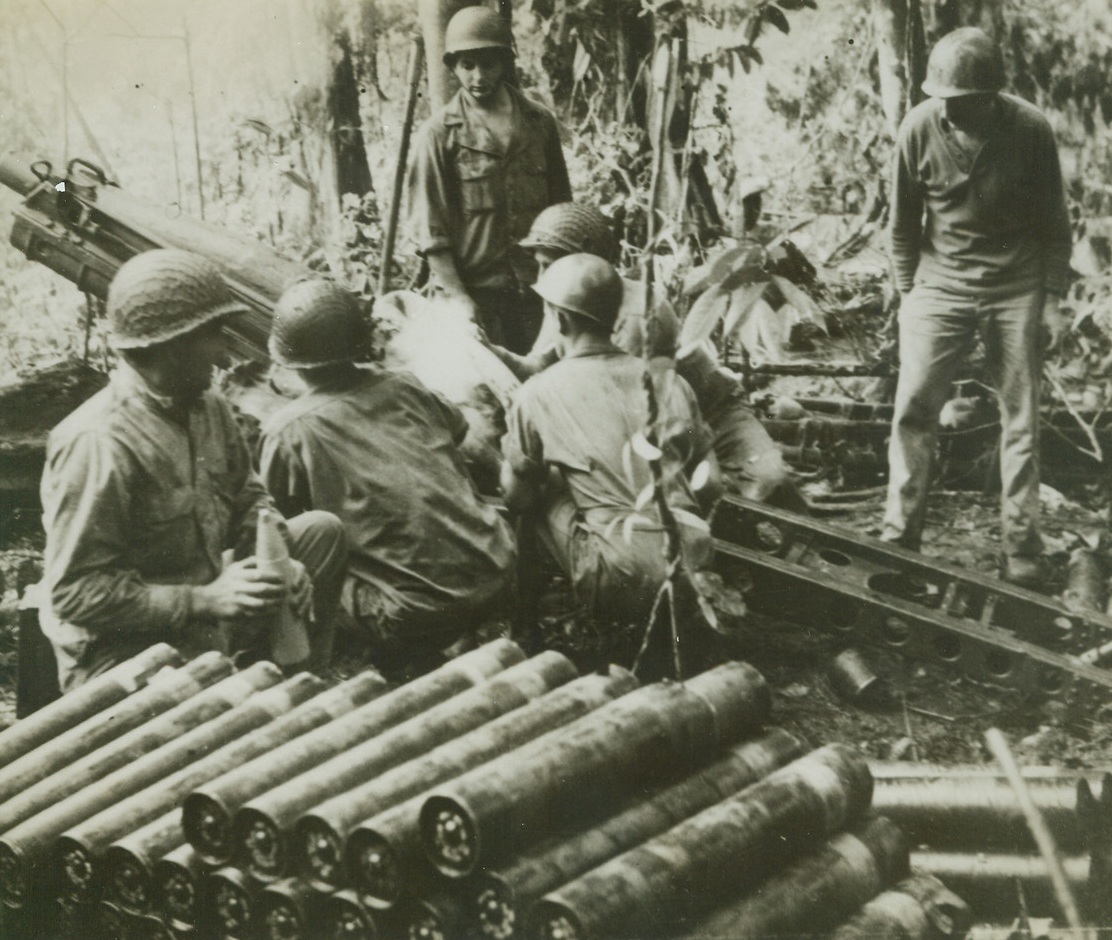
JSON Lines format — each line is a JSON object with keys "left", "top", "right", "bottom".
{"left": 928, "top": 0, "right": 1004, "bottom": 40}
{"left": 872, "top": 0, "right": 927, "bottom": 137}
{"left": 327, "top": 29, "right": 374, "bottom": 200}
{"left": 419, "top": 0, "right": 476, "bottom": 109}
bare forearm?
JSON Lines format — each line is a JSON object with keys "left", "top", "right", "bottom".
{"left": 426, "top": 249, "right": 471, "bottom": 298}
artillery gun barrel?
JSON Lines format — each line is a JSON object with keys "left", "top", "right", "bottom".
{"left": 871, "top": 775, "right": 1099, "bottom": 853}
{"left": 911, "top": 850, "right": 1094, "bottom": 922}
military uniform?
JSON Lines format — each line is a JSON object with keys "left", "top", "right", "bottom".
{"left": 408, "top": 84, "right": 571, "bottom": 352}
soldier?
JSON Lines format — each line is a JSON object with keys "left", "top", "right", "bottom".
{"left": 40, "top": 250, "right": 348, "bottom": 691}
{"left": 501, "top": 253, "right": 719, "bottom": 632}
{"left": 259, "top": 280, "right": 516, "bottom": 679}
{"left": 498, "top": 201, "right": 800, "bottom": 507}
{"left": 407, "top": 5, "right": 571, "bottom": 354}
{"left": 883, "top": 28, "right": 1071, "bottom": 587}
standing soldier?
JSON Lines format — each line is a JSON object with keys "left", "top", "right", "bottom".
{"left": 407, "top": 5, "right": 571, "bottom": 354}
{"left": 39, "top": 250, "right": 348, "bottom": 691}
{"left": 882, "top": 27, "right": 1071, "bottom": 587}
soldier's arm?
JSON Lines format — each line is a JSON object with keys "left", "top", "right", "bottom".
{"left": 43, "top": 432, "right": 194, "bottom": 638}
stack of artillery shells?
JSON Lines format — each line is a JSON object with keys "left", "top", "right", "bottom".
{"left": 870, "top": 761, "right": 1112, "bottom": 925}
{"left": 0, "top": 640, "right": 980, "bottom": 940}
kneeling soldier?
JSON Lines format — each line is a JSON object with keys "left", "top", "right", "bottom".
{"left": 260, "top": 280, "right": 516, "bottom": 678}
{"left": 41, "top": 250, "right": 347, "bottom": 691}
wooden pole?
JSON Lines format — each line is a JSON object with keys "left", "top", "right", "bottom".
{"left": 984, "top": 728, "right": 1091, "bottom": 937}
{"left": 378, "top": 35, "right": 425, "bottom": 295}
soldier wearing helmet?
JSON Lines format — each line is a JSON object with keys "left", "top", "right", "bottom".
{"left": 39, "top": 250, "right": 348, "bottom": 690}
{"left": 493, "top": 202, "right": 801, "bottom": 509}
{"left": 502, "top": 254, "right": 719, "bottom": 645}
{"left": 407, "top": 5, "right": 571, "bottom": 355}
{"left": 259, "top": 279, "right": 515, "bottom": 679}
{"left": 883, "top": 27, "right": 1071, "bottom": 589}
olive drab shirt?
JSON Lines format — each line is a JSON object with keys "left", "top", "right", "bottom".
{"left": 40, "top": 363, "right": 278, "bottom": 655}
{"left": 259, "top": 368, "right": 515, "bottom": 623}
{"left": 407, "top": 84, "right": 572, "bottom": 290}
{"left": 891, "top": 93, "right": 1071, "bottom": 296}
{"left": 503, "top": 343, "right": 713, "bottom": 620}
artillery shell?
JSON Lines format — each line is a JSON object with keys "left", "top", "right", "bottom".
{"left": 232, "top": 650, "right": 577, "bottom": 882}
{"left": 0, "top": 643, "right": 180, "bottom": 768}
{"left": 674, "top": 816, "right": 909, "bottom": 940}
{"left": 55, "top": 673, "right": 324, "bottom": 902}
{"left": 182, "top": 639, "right": 522, "bottom": 865}
{"left": 527, "top": 743, "right": 873, "bottom": 940}
{"left": 321, "top": 887, "right": 379, "bottom": 940}
{"left": 472, "top": 728, "right": 804, "bottom": 940}
{"left": 255, "top": 877, "right": 324, "bottom": 940}
{"left": 419, "top": 661, "right": 770, "bottom": 878}
{"left": 153, "top": 844, "right": 208, "bottom": 928}
{"left": 911, "top": 850, "right": 1092, "bottom": 921}
{"left": 394, "top": 890, "right": 472, "bottom": 940}
{"left": 828, "top": 873, "right": 971, "bottom": 940}
{"left": 0, "top": 650, "right": 230, "bottom": 807}
{"left": 294, "top": 667, "right": 637, "bottom": 892}
{"left": 872, "top": 776, "right": 1093, "bottom": 853}
{"left": 345, "top": 797, "right": 421, "bottom": 910}
{"left": 199, "top": 865, "right": 259, "bottom": 939}
{"left": 99, "top": 898, "right": 141, "bottom": 940}
{"left": 0, "top": 661, "right": 279, "bottom": 909}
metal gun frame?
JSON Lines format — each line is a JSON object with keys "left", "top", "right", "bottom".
{"left": 712, "top": 495, "right": 1112, "bottom": 695}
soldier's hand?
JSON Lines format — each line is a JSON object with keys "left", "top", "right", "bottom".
{"left": 192, "top": 558, "right": 285, "bottom": 620}
{"left": 1041, "top": 294, "right": 1067, "bottom": 354}
{"left": 288, "top": 559, "right": 314, "bottom": 623}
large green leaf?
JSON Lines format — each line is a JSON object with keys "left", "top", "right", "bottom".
{"left": 678, "top": 284, "right": 731, "bottom": 348}
{"left": 771, "top": 275, "right": 828, "bottom": 333}
{"left": 723, "top": 281, "right": 769, "bottom": 339}
{"left": 682, "top": 245, "right": 765, "bottom": 297}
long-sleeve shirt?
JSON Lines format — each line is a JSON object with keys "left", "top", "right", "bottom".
{"left": 40, "top": 364, "right": 276, "bottom": 654}
{"left": 259, "top": 368, "right": 514, "bottom": 622}
{"left": 503, "top": 342, "right": 712, "bottom": 618}
{"left": 890, "top": 93, "right": 1071, "bottom": 296}
{"left": 407, "top": 84, "right": 571, "bottom": 291}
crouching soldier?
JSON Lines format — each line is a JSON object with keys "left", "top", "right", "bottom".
{"left": 40, "top": 250, "right": 348, "bottom": 691}
{"left": 499, "top": 201, "right": 800, "bottom": 507}
{"left": 501, "top": 254, "right": 719, "bottom": 657}
{"left": 259, "top": 280, "right": 516, "bottom": 678}
{"left": 407, "top": 6, "right": 571, "bottom": 354}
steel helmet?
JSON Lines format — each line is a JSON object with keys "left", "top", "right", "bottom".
{"left": 107, "top": 249, "right": 247, "bottom": 350}
{"left": 533, "top": 253, "right": 623, "bottom": 329}
{"left": 519, "top": 203, "right": 619, "bottom": 263}
{"left": 269, "top": 279, "right": 370, "bottom": 368}
{"left": 921, "top": 27, "right": 1005, "bottom": 98}
{"left": 443, "top": 6, "right": 514, "bottom": 62}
